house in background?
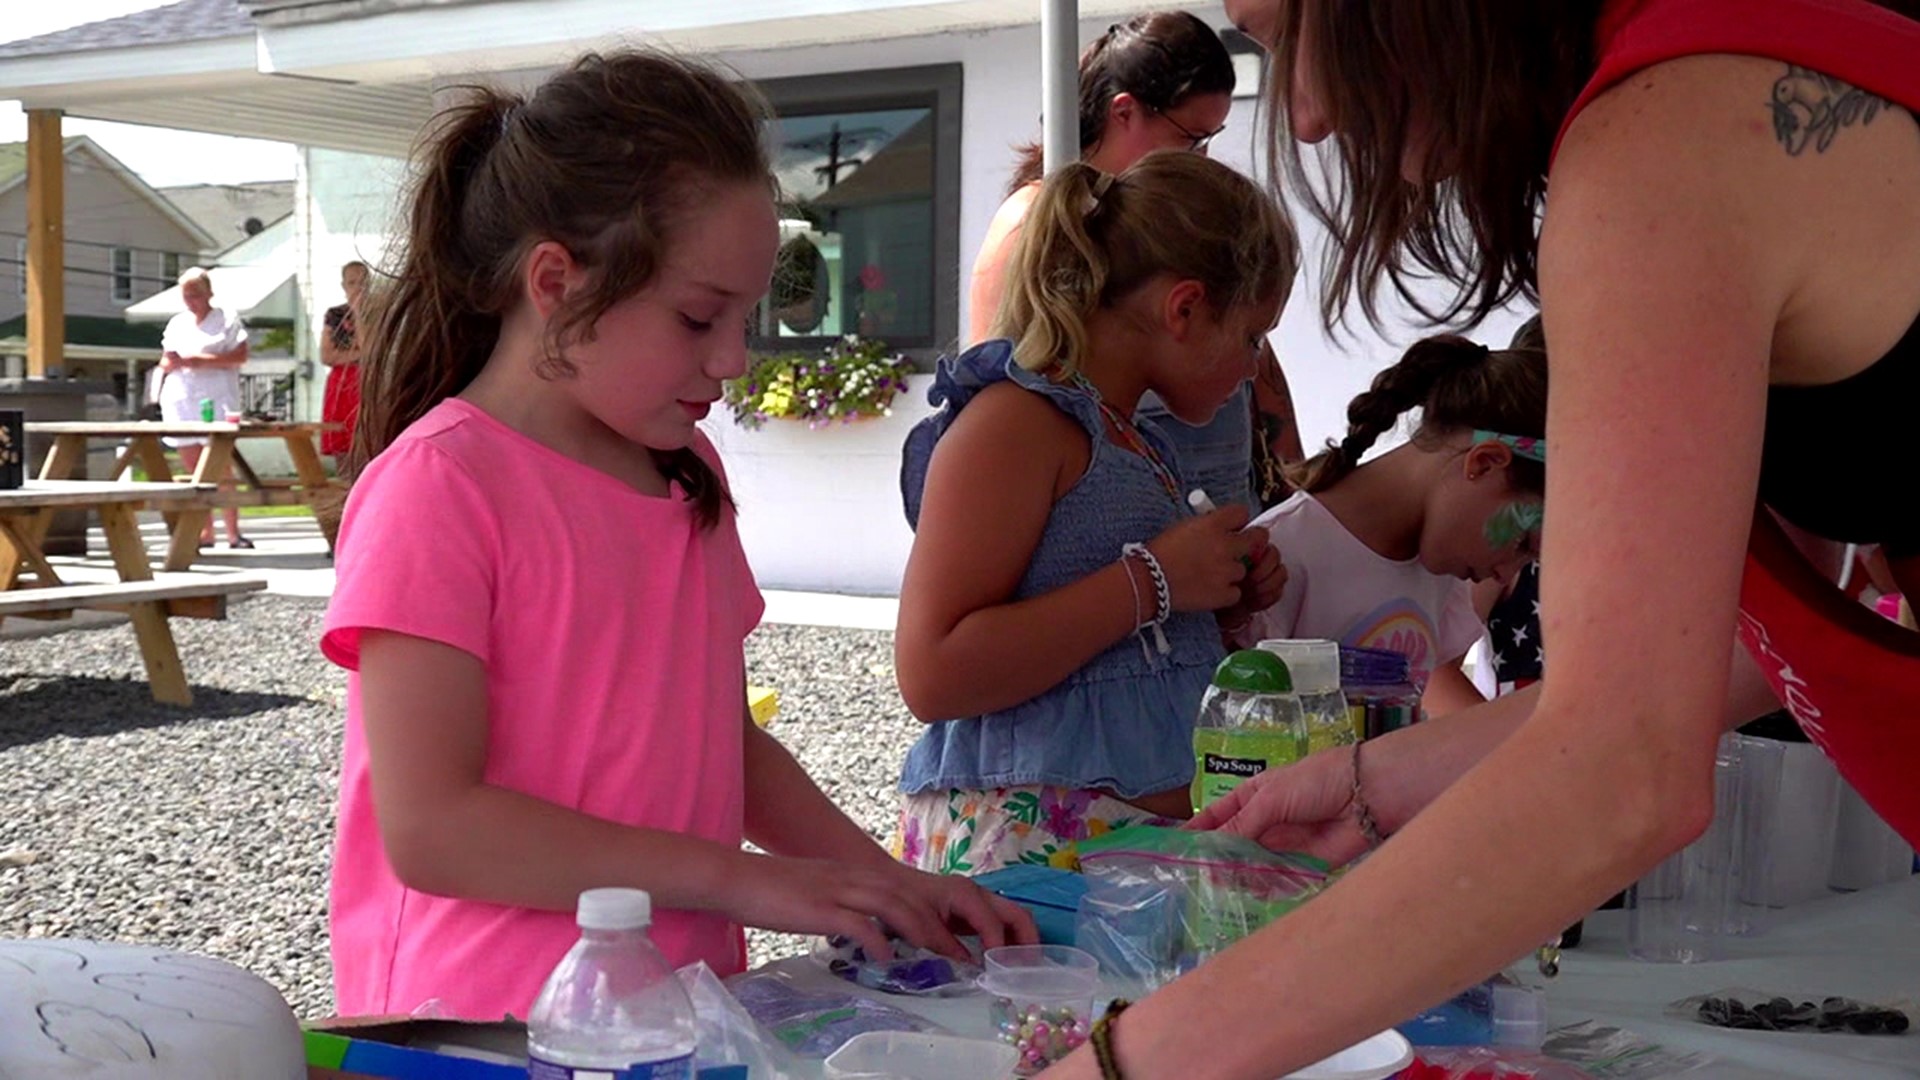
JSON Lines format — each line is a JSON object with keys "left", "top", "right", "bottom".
{"left": 159, "top": 179, "right": 295, "bottom": 250}
{"left": 0, "top": 134, "right": 215, "bottom": 396}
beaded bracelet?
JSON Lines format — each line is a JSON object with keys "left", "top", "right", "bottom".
{"left": 1091, "top": 998, "right": 1132, "bottom": 1080}
{"left": 1351, "top": 741, "right": 1385, "bottom": 849}
{"left": 1120, "top": 542, "right": 1171, "bottom": 655}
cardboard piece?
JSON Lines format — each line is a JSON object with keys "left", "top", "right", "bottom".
{"left": 304, "top": 1017, "right": 527, "bottom": 1080}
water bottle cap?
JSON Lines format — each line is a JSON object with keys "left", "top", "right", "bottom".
{"left": 1211, "top": 649, "right": 1293, "bottom": 694}
{"left": 576, "top": 887, "right": 652, "bottom": 930}
{"left": 1255, "top": 639, "right": 1341, "bottom": 693}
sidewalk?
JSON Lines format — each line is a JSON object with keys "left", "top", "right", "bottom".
{"left": 1, "top": 513, "right": 898, "bottom": 637}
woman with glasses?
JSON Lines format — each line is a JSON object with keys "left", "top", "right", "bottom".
{"left": 965, "top": 11, "right": 1304, "bottom": 513}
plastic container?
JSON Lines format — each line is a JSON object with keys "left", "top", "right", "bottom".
{"left": 199, "top": 397, "right": 216, "bottom": 422}
{"left": 1628, "top": 740, "right": 1747, "bottom": 963}
{"left": 1259, "top": 639, "right": 1352, "bottom": 751}
{"left": 528, "top": 888, "right": 698, "bottom": 1079}
{"left": 1340, "top": 646, "right": 1424, "bottom": 741}
{"left": 1490, "top": 982, "right": 1548, "bottom": 1050}
{"left": 1191, "top": 649, "right": 1308, "bottom": 813}
{"left": 824, "top": 1031, "right": 1019, "bottom": 1080}
{"left": 1285, "top": 1029, "right": 1415, "bottom": 1080}
{"left": 980, "top": 945, "right": 1099, "bottom": 1075}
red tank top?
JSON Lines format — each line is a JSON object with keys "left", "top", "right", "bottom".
{"left": 1554, "top": 0, "right": 1920, "bottom": 848}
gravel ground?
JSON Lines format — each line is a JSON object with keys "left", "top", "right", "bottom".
{"left": 0, "top": 595, "right": 919, "bottom": 1018}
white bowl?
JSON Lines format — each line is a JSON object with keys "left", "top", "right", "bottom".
{"left": 1283, "top": 1029, "right": 1414, "bottom": 1080}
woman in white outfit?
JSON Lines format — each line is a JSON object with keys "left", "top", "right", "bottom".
{"left": 157, "top": 267, "right": 250, "bottom": 548}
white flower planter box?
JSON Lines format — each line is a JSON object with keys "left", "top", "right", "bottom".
{"left": 701, "top": 373, "right": 939, "bottom": 596}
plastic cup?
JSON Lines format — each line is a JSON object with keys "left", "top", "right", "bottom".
{"left": 1724, "top": 734, "right": 1783, "bottom": 936}
{"left": 1628, "top": 741, "right": 1744, "bottom": 962}
{"left": 1751, "top": 742, "right": 1844, "bottom": 906}
{"left": 981, "top": 945, "right": 1098, "bottom": 1076}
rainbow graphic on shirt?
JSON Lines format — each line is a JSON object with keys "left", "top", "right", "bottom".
{"left": 1340, "top": 599, "right": 1439, "bottom": 685}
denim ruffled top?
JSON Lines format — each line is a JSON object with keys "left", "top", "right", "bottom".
{"left": 898, "top": 340, "right": 1225, "bottom": 798}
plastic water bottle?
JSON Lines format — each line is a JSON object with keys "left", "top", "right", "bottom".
{"left": 528, "top": 888, "right": 698, "bottom": 1080}
{"left": 1191, "top": 649, "right": 1308, "bottom": 814}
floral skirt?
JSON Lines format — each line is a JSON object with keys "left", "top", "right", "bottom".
{"left": 897, "top": 786, "right": 1175, "bottom": 876}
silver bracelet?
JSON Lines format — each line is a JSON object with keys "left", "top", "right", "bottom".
{"left": 1121, "top": 543, "right": 1171, "bottom": 655}
{"left": 1351, "top": 741, "right": 1385, "bottom": 849}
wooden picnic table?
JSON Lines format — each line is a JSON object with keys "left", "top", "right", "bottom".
{"left": 26, "top": 420, "right": 343, "bottom": 570}
{"left": 0, "top": 479, "right": 265, "bottom": 705}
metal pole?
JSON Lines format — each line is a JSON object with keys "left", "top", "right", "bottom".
{"left": 1041, "top": 0, "right": 1079, "bottom": 174}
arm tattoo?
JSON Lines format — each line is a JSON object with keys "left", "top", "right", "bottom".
{"left": 1770, "top": 64, "right": 1889, "bottom": 156}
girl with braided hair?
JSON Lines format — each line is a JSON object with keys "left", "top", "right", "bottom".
{"left": 1242, "top": 335, "right": 1548, "bottom": 716}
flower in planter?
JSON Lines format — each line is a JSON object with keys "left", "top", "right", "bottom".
{"left": 724, "top": 335, "right": 916, "bottom": 430}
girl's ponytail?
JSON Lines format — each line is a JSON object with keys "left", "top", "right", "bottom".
{"left": 993, "top": 162, "right": 1114, "bottom": 375}
{"left": 351, "top": 90, "right": 519, "bottom": 476}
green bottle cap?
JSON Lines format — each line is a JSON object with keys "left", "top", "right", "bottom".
{"left": 1211, "top": 649, "right": 1293, "bottom": 694}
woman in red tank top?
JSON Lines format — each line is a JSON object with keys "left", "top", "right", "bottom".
{"left": 1038, "top": 4, "right": 1920, "bottom": 1078}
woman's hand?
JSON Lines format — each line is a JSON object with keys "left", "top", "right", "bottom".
{"left": 1186, "top": 748, "right": 1371, "bottom": 866}
{"left": 1149, "top": 506, "right": 1256, "bottom": 613}
{"left": 724, "top": 855, "right": 1037, "bottom": 962}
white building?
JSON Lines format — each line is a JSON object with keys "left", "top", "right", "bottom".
{"left": 0, "top": 0, "right": 1527, "bottom": 594}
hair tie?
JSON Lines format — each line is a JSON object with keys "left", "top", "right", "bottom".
{"left": 1083, "top": 172, "right": 1116, "bottom": 217}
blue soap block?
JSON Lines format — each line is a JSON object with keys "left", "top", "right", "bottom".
{"left": 975, "top": 864, "right": 1087, "bottom": 945}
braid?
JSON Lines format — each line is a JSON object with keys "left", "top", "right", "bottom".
{"left": 1288, "top": 335, "right": 1489, "bottom": 493}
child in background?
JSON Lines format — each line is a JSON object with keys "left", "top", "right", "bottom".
{"left": 1243, "top": 335, "right": 1549, "bottom": 717}
{"left": 322, "top": 51, "right": 1030, "bottom": 1021}
{"left": 895, "top": 152, "right": 1296, "bottom": 873}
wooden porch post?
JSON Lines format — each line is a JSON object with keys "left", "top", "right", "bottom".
{"left": 25, "top": 109, "right": 65, "bottom": 379}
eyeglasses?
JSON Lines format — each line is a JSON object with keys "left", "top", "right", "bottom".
{"left": 1150, "top": 107, "right": 1227, "bottom": 152}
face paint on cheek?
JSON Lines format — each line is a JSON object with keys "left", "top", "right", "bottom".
{"left": 1483, "top": 500, "right": 1544, "bottom": 549}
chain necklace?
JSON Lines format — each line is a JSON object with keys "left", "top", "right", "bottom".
{"left": 1065, "top": 371, "right": 1183, "bottom": 506}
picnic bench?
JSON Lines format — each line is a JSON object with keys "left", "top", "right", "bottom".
{"left": 26, "top": 420, "right": 345, "bottom": 570}
{"left": 0, "top": 479, "right": 266, "bottom": 705}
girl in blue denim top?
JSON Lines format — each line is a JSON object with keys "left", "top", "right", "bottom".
{"left": 894, "top": 152, "right": 1297, "bottom": 873}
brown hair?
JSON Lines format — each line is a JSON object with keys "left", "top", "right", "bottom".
{"left": 993, "top": 152, "right": 1296, "bottom": 375}
{"left": 1288, "top": 334, "right": 1548, "bottom": 494}
{"left": 1260, "top": 2, "right": 1605, "bottom": 330}
{"left": 1262, "top": 2, "right": 1920, "bottom": 331}
{"left": 353, "top": 50, "right": 771, "bottom": 527}
{"left": 1008, "top": 11, "right": 1236, "bottom": 193}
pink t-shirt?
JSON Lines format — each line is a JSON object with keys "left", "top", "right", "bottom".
{"left": 321, "top": 399, "right": 763, "bottom": 1020}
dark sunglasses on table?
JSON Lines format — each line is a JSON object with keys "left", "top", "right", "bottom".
{"left": 1150, "top": 107, "right": 1227, "bottom": 152}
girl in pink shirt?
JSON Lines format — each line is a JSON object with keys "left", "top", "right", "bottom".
{"left": 320, "top": 50, "right": 1032, "bottom": 1021}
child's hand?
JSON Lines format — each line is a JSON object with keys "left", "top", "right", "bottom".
{"left": 727, "top": 856, "right": 1038, "bottom": 963}
{"left": 1148, "top": 506, "right": 1256, "bottom": 613}
{"left": 1215, "top": 531, "right": 1286, "bottom": 633}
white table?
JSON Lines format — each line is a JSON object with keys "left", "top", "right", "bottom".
{"left": 759, "top": 876, "right": 1920, "bottom": 1078}
{"left": 1546, "top": 876, "right": 1919, "bottom": 1079}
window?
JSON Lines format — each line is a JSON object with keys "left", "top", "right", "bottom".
{"left": 752, "top": 65, "right": 962, "bottom": 361}
{"left": 111, "top": 247, "right": 135, "bottom": 302}
{"left": 160, "top": 251, "right": 183, "bottom": 286}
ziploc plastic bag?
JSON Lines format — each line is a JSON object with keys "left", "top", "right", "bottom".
{"left": 725, "top": 964, "right": 950, "bottom": 1059}
{"left": 1070, "top": 825, "right": 1329, "bottom": 991}
{"left": 677, "top": 961, "right": 805, "bottom": 1079}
